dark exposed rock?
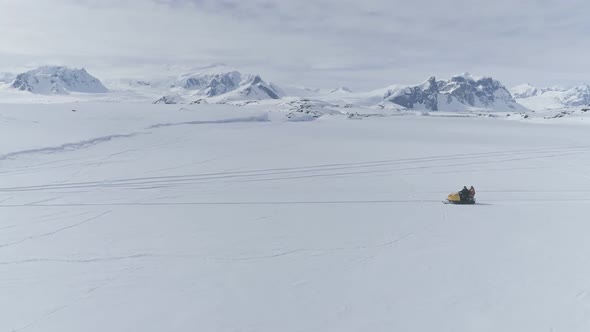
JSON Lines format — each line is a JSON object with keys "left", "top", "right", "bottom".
{"left": 384, "top": 73, "right": 518, "bottom": 111}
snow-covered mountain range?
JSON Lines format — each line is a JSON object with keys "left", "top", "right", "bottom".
{"left": 152, "top": 66, "right": 284, "bottom": 104}
{"left": 382, "top": 73, "right": 523, "bottom": 112}
{"left": 3, "top": 65, "right": 590, "bottom": 113}
{"left": 511, "top": 84, "right": 590, "bottom": 110}
{"left": 10, "top": 66, "right": 108, "bottom": 94}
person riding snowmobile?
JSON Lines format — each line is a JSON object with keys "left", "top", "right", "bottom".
{"left": 469, "top": 186, "right": 476, "bottom": 198}
{"left": 459, "top": 186, "right": 470, "bottom": 201}
{"left": 446, "top": 186, "right": 476, "bottom": 204}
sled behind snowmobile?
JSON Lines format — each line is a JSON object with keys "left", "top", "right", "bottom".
{"left": 444, "top": 198, "right": 476, "bottom": 205}
{"left": 444, "top": 192, "right": 476, "bottom": 205}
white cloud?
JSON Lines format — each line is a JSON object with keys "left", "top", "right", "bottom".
{"left": 0, "top": 0, "right": 589, "bottom": 89}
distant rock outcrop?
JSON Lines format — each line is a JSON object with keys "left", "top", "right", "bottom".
{"left": 383, "top": 73, "right": 522, "bottom": 112}
{"left": 11, "top": 66, "right": 108, "bottom": 95}
{"left": 153, "top": 94, "right": 186, "bottom": 104}
{"left": 169, "top": 66, "right": 283, "bottom": 101}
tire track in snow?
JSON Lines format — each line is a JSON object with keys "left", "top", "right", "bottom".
{"left": 9, "top": 305, "right": 69, "bottom": 332}
{"left": 0, "top": 211, "right": 111, "bottom": 249}
{"left": 0, "top": 253, "right": 151, "bottom": 266}
{"left": 0, "top": 148, "right": 585, "bottom": 192}
{"left": 6, "top": 263, "right": 142, "bottom": 332}
{"left": 208, "top": 232, "right": 414, "bottom": 261}
{"left": 0, "top": 195, "right": 587, "bottom": 208}
{"left": 229, "top": 151, "right": 580, "bottom": 184}
{"left": 441, "top": 204, "right": 448, "bottom": 222}
{"left": 0, "top": 200, "right": 445, "bottom": 208}
{"left": 24, "top": 196, "right": 63, "bottom": 206}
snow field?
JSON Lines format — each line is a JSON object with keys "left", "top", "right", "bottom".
{"left": 2, "top": 103, "right": 590, "bottom": 331}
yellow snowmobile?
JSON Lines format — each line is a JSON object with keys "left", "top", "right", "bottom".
{"left": 445, "top": 192, "right": 476, "bottom": 205}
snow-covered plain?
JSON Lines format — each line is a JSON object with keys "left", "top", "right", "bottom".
{"left": 2, "top": 102, "right": 590, "bottom": 331}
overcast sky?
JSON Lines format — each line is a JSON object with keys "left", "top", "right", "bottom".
{"left": 0, "top": 0, "right": 589, "bottom": 90}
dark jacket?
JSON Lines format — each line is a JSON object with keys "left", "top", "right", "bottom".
{"left": 460, "top": 187, "right": 470, "bottom": 198}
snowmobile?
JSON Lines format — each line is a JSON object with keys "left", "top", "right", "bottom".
{"left": 444, "top": 192, "right": 476, "bottom": 205}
